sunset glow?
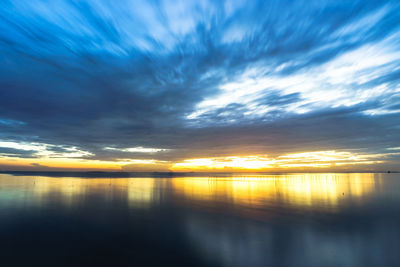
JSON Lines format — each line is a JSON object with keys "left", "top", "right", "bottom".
{"left": 0, "top": 149, "right": 393, "bottom": 172}
{"left": 170, "top": 151, "right": 387, "bottom": 172}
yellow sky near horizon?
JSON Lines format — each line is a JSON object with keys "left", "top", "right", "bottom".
{"left": 0, "top": 149, "right": 396, "bottom": 172}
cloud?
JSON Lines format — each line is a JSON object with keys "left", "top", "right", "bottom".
{"left": 0, "top": 141, "right": 93, "bottom": 158}
{"left": 104, "top": 146, "right": 169, "bottom": 153}
{"left": 30, "top": 163, "right": 49, "bottom": 168}
{"left": 0, "top": 0, "right": 399, "bottom": 170}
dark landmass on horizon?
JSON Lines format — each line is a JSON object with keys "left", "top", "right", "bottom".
{"left": 0, "top": 170, "right": 397, "bottom": 178}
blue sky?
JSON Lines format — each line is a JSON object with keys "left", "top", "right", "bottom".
{"left": 0, "top": 0, "right": 400, "bottom": 171}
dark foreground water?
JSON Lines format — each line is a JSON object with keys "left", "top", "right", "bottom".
{"left": 0, "top": 173, "right": 399, "bottom": 267}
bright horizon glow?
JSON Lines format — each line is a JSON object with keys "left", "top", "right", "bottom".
{"left": 171, "top": 150, "right": 389, "bottom": 172}
{"left": 0, "top": 149, "right": 394, "bottom": 172}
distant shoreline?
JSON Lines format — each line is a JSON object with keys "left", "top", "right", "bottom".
{"left": 0, "top": 170, "right": 398, "bottom": 178}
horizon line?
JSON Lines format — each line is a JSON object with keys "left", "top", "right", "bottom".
{"left": 1, "top": 170, "right": 397, "bottom": 178}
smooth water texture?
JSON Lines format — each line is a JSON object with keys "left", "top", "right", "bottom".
{"left": 0, "top": 173, "right": 399, "bottom": 267}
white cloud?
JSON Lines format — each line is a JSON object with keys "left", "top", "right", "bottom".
{"left": 104, "top": 146, "right": 169, "bottom": 153}
{"left": 0, "top": 141, "right": 93, "bottom": 158}
{"left": 187, "top": 32, "right": 400, "bottom": 124}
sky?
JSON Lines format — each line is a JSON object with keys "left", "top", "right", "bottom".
{"left": 0, "top": 0, "right": 400, "bottom": 172}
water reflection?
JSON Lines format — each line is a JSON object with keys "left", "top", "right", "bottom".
{"left": 172, "top": 173, "right": 380, "bottom": 211}
{"left": 0, "top": 173, "right": 381, "bottom": 211}
{"left": 0, "top": 173, "right": 399, "bottom": 267}
{"left": 0, "top": 175, "right": 160, "bottom": 209}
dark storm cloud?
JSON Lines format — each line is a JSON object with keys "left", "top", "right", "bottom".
{"left": 0, "top": 0, "right": 400, "bottom": 169}
{"left": 0, "top": 147, "right": 36, "bottom": 158}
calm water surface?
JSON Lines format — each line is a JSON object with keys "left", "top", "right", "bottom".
{"left": 0, "top": 173, "right": 399, "bottom": 267}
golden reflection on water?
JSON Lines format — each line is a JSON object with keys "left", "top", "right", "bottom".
{"left": 0, "top": 175, "right": 158, "bottom": 208}
{"left": 0, "top": 173, "right": 381, "bottom": 211}
{"left": 171, "top": 173, "right": 380, "bottom": 210}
